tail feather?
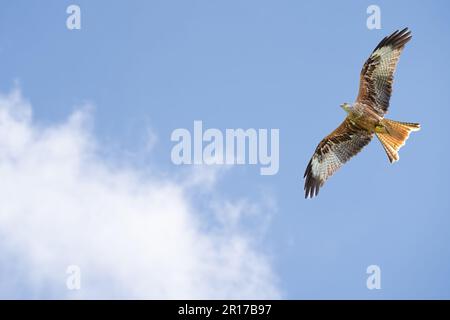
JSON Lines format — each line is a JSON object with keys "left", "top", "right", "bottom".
{"left": 376, "top": 119, "right": 420, "bottom": 163}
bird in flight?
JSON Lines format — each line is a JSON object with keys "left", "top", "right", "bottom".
{"left": 304, "top": 28, "right": 420, "bottom": 199}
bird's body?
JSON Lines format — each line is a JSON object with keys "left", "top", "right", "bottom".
{"left": 346, "top": 102, "right": 383, "bottom": 133}
{"left": 304, "top": 28, "right": 420, "bottom": 198}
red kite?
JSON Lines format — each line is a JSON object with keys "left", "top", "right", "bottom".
{"left": 304, "top": 28, "right": 420, "bottom": 199}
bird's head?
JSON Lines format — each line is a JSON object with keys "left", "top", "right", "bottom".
{"left": 340, "top": 103, "right": 352, "bottom": 113}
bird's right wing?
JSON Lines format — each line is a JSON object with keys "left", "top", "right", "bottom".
{"left": 304, "top": 119, "right": 373, "bottom": 198}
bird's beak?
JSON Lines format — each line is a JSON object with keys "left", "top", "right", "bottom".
{"left": 340, "top": 104, "right": 350, "bottom": 113}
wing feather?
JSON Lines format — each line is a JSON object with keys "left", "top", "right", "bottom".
{"left": 304, "top": 120, "right": 373, "bottom": 198}
{"left": 356, "top": 28, "right": 412, "bottom": 116}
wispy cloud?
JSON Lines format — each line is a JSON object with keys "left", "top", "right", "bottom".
{"left": 0, "top": 89, "right": 280, "bottom": 299}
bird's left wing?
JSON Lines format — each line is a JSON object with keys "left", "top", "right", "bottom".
{"left": 304, "top": 119, "right": 373, "bottom": 198}
{"left": 356, "top": 28, "right": 412, "bottom": 116}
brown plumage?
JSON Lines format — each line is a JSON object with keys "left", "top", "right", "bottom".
{"left": 304, "top": 28, "right": 420, "bottom": 199}
{"left": 356, "top": 28, "right": 412, "bottom": 116}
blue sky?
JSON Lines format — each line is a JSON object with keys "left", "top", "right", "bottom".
{"left": 0, "top": 0, "right": 449, "bottom": 299}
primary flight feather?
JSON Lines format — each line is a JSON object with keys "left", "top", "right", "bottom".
{"left": 304, "top": 28, "right": 420, "bottom": 199}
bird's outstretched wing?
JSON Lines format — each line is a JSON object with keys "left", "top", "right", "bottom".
{"left": 304, "top": 120, "right": 373, "bottom": 198}
{"left": 356, "top": 28, "right": 412, "bottom": 116}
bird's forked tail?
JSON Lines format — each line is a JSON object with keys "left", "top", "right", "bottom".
{"left": 375, "top": 119, "right": 420, "bottom": 163}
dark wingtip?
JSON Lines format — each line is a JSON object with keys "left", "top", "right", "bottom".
{"left": 303, "top": 163, "right": 321, "bottom": 199}
{"left": 373, "top": 27, "right": 412, "bottom": 52}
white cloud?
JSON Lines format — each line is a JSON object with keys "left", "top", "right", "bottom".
{"left": 0, "top": 89, "right": 280, "bottom": 299}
